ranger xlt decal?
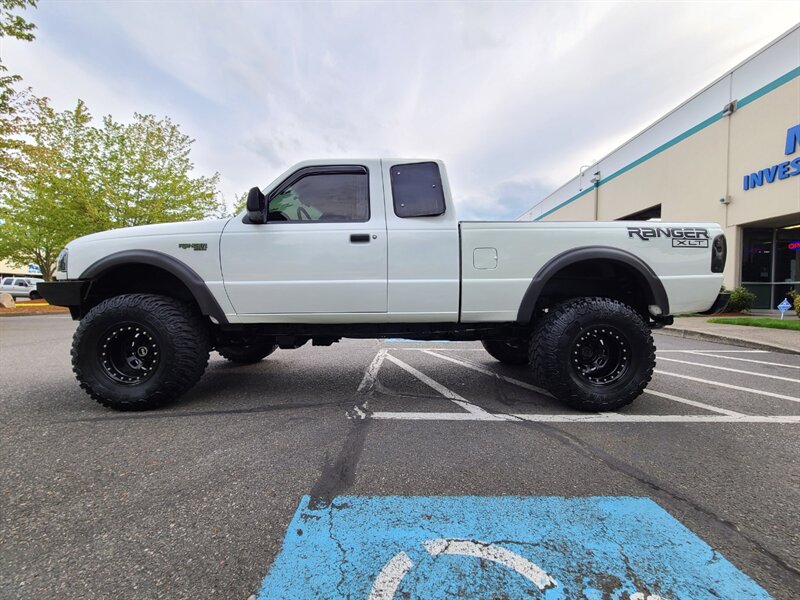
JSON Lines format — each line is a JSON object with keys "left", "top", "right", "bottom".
{"left": 627, "top": 227, "right": 709, "bottom": 248}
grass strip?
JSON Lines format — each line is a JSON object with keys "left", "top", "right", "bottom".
{"left": 708, "top": 317, "right": 800, "bottom": 331}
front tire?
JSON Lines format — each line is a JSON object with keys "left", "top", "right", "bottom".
{"left": 531, "top": 297, "right": 655, "bottom": 411}
{"left": 481, "top": 339, "right": 530, "bottom": 365}
{"left": 72, "top": 294, "right": 211, "bottom": 411}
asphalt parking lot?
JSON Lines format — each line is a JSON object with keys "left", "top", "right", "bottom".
{"left": 1, "top": 314, "right": 798, "bottom": 599}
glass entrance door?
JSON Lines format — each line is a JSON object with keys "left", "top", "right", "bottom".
{"left": 741, "top": 226, "right": 800, "bottom": 309}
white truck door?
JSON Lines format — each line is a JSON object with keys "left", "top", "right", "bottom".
{"left": 382, "top": 160, "right": 460, "bottom": 322}
{"left": 220, "top": 162, "right": 388, "bottom": 318}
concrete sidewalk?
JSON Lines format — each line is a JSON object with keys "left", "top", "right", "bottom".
{"left": 662, "top": 316, "right": 800, "bottom": 354}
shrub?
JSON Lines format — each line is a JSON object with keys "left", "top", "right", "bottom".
{"left": 789, "top": 291, "right": 800, "bottom": 317}
{"left": 726, "top": 287, "right": 757, "bottom": 313}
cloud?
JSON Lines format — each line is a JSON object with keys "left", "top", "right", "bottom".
{"left": 456, "top": 179, "right": 554, "bottom": 221}
{"left": 3, "top": 1, "right": 798, "bottom": 217}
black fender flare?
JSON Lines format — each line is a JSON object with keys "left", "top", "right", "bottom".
{"left": 515, "top": 246, "right": 669, "bottom": 323}
{"left": 80, "top": 250, "right": 228, "bottom": 324}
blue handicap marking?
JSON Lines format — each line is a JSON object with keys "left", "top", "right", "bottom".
{"left": 257, "top": 496, "right": 771, "bottom": 599}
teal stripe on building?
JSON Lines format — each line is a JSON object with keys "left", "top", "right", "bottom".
{"left": 535, "top": 66, "right": 800, "bottom": 221}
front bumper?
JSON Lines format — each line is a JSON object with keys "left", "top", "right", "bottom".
{"left": 37, "top": 280, "right": 88, "bottom": 314}
{"left": 699, "top": 292, "right": 730, "bottom": 315}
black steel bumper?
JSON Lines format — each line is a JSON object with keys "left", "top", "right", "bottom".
{"left": 700, "top": 292, "right": 730, "bottom": 315}
{"left": 37, "top": 280, "right": 88, "bottom": 311}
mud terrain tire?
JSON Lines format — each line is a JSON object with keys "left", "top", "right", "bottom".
{"left": 531, "top": 297, "right": 655, "bottom": 411}
{"left": 72, "top": 294, "right": 211, "bottom": 411}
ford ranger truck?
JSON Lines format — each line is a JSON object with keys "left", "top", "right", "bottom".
{"left": 38, "top": 159, "right": 727, "bottom": 412}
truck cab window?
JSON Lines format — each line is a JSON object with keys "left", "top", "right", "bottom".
{"left": 268, "top": 171, "right": 369, "bottom": 223}
{"left": 391, "top": 162, "right": 446, "bottom": 218}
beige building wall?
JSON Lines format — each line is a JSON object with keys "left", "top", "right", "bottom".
{"left": 0, "top": 259, "right": 38, "bottom": 278}
{"left": 595, "top": 119, "right": 729, "bottom": 224}
{"left": 541, "top": 190, "right": 597, "bottom": 221}
{"left": 727, "top": 78, "right": 800, "bottom": 227}
{"left": 541, "top": 73, "right": 800, "bottom": 291}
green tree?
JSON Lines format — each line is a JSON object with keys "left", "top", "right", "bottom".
{"left": 1, "top": 0, "right": 37, "bottom": 186}
{"left": 232, "top": 190, "right": 248, "bottom": 215}
{"left": 0, "top": 97, "right": 99, "bottom": 279}
{"left": 93, "top": 113, "right": 221, "bottom": 229}
{"left": 0, "top": 100, "right": 222, "bottom": 279}
{"left": 0, "top": 0, "right": 36, "bottom": 41}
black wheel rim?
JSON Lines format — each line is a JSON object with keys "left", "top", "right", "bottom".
{"left": 98, "top": 323, "right": 161, "bottom": 385}
{"left": 570, "top": 326, "right": 630, "bottom": 386}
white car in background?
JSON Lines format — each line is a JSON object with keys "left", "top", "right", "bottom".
{"left": 0, "top": 277, "right": 44, "bottom": 300}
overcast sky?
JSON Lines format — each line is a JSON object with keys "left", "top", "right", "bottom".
{"left": 2, "top": 1, "right": 798, "bottom": 219}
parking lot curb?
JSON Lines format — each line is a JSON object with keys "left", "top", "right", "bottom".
{"left": 659, "top": 326, "right": 800, "bottom": 355}
{"left": 0, "top": 310, "right": 70, "bottom": 318}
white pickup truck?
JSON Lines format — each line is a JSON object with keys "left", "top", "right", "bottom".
{"left": 39, "top": 159, "right": 727, "bottom": 412}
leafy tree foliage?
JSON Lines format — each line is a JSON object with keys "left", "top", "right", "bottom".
{"left": 0, "top": 96, "right": 96, "bottom": 279}
{"left": 93, "top": 113, "right": 220, "bottom": 228}
{"left": 232, "top": 190, "right": 248, "bottom": 215}
{"left": 1, "top": 0, "right": 36, "bottom": 186}
{"left": 0, "top": 0, "right": 36, "bottom": 41}
{"left": 0, "top": 98, "right": 222, "bottom": 279}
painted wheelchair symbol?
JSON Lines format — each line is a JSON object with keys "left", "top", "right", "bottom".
{"left": 368, "top": 538, "right": 665, "bottom": 600}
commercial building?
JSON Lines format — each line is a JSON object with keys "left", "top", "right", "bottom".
{"left": 0, "top": 259, "right": 42, "bottom": 279}
{"left": 519, "top": 26, "right": 800, "bottom": 310}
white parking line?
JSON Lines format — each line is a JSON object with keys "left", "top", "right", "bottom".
{"left": 643, "top": 389, "right": 745, "bottom": 416}
{"left": 372, "top": 411, "right": 516, "bottom": 421}
{"left": 420, "top": 350, "right": 550, "bottom": 395}
{"left": 655, "top": 349, "right": 768, "bottom": 353}
{"left": 654, "top": 370, "right": 800, "bottom": 403}
{"left": 357, "top": 349, "right": 799, "bottom": 423}
{"left": 657, "top": 357, "right": 800, "bottom": 384}
{"left": 423, "top": 351, "right": 741, "bottom": 416}
{"left": 512, "top": 414, "right": 800, "bottom": 423}
{"left": 686, "top": 351, "right": 800, "bottom": 370}
{"left": 358, "top": 349, "right": 388, "bottom": 393}
{"left": 390, "top": 347, "right": 485, "bottom": 351}
{"left": 370, "top": 412, "right": 800, "bottom": 423}
{"left": 383, "top": 353, "right": 501, "bottom": 418}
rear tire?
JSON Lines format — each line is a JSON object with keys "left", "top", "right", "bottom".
{"left": 530, "top": 297, "right": 654, "bottom": 412}
{"left": 481, "top": 339, "right": 530, "bottom": 365}
{"left": 216, "top": 341, "right": 278, "bottom": 364}
{"left": 72, "top": 294, "right": 211, "bottom": 411}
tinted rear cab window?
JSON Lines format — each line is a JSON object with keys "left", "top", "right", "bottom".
{"left": 391, "top": 162, "right": 446, "bottom": 218}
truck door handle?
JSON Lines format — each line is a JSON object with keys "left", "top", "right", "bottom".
{"left": 350, "top": 234, "right": 370, "bottom": 243}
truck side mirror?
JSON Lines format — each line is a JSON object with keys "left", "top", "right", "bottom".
{"left": 247, "top": 187, "right": 266, "bottom": 223}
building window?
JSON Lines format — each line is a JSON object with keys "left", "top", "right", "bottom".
{"left": 741, "top": 226, "right": 800, "bottom": 309}
{"left": 616, "top": 204, "right": 662, "bottom": 221}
